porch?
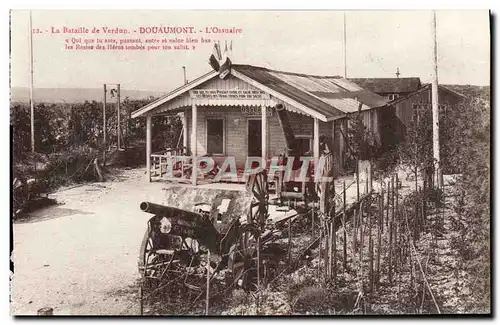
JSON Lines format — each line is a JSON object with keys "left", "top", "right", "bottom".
{"left": 145, "top": 103, "right": 325, "bottom": 186}
{"left": 132, "top": 64, "right": 389, "bottom": 187}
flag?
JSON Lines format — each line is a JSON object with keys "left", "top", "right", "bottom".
{"left": 218, "top": 40, "right": 232, "bottom": 79}
{"left": 209, "top": 43, "right": 221, "bottom": 72}
{"left": 208, "top": 40, "right": 232, "bottom": 79}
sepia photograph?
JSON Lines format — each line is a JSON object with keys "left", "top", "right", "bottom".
{"left": 9, "top": 9, "right": 491, "bottom": 316}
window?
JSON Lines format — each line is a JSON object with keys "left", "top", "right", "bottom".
{"left": 207, "top": 118, "right": 224, "bottom": 154}
{"left": 388, "top": 94, "right": 400, "bottom": 101}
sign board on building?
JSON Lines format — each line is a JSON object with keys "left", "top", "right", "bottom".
{"left": 241, "top": 106, "right": 272, "bottom": 116}
{"left": 189, "top": 89, "right": 271, "bottom": 100}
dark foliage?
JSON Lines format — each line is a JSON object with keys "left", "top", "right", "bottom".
{"left": 445, "top": 95, "right": 490, "bottom": 312}
{"left": 344, "top": 111, "right": 381, "bottom": 171}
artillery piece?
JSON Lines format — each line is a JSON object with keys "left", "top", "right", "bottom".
{"left": 138, "top": 104, "right": 338, "bottom": 312}
{"left": 138, "top": 171, "right": 286, "bottom": 302}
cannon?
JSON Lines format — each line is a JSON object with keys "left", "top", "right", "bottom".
{"left": 138, "top": 171, "right": 286, "bottom": 301}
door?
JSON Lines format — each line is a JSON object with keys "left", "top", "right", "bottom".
{"left": 247, "top": 119, "right": 262, "bottom": 157}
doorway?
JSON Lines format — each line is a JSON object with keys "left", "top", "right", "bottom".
{"left": 247, "top": 119, "right": 262, "bottom": 157}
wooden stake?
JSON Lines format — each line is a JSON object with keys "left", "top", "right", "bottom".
{"left": 325, "top": 220, "right": 330, "bottom": 280}
{"left": 365, "top": 168, "right": 369, "bottom": 194}
{"left": 352, "top": 207, "right": 357, "bottom": 255}
{"left": 376, "top": 194, "right": 382, "bottom": 288}
{"left": 288, "top": 218, "right": 292, "bottom": 264}
{"left": 343, "top": 181, "right": 347, "bottom": 272}
{"left": 368, "top": 204, "right": 374, "bottom": 293}
{"left": 318, "top": 225, "right": 322, "bottom": 280}
{"left": 103, "top": 84, "right": 107, "bottom": 165}
{"left": 388, "top": 177, "right": 394, "bottom": 284}
{"left": 117, "top": 84, "right": 121, "bottom": 150}
{"left": 257, "top": 236, "right": 261, "bottom": 290}
{"left": 312, "top": 205, "right": 315, "bottom": 237}
{"left": 386, "top": 181, "right": 390, "bottom": 229}
{"left": 206, "top": 249, "right": 210, "bottom": 315}
{"left": 380, "top": 185, "right": 384, "bottom": 234}
{"left": 359, "top": 202, "right": 365, "bottom": 283}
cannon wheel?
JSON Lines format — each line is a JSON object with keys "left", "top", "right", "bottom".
{"left": 246, "top": 170, "right": 269, "bottom": 229}
{"left": 229, "top": 224, "right": 267, "bottom": 292}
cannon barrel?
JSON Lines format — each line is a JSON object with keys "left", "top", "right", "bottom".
{"left": 140, "top": 201, "right": 220, "bottom": 252}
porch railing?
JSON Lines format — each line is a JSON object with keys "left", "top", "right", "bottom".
{"left": 150, "top": 147, "right": 192, "bottom": 183}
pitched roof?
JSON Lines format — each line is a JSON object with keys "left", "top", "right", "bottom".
{"left": 348, "top": 77, "right": 422, "bottom": 94}
{"left": 132, "top": 64, "right": 389, "bottom": 120}
{"left": 389, "top": 83, "right": 467, "bottom": 105}
{"left": 233, "top": 65, "right": 388, "bottom": 117}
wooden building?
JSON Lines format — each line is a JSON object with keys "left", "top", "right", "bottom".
{"left": 389, "top": 83, "right": 466, "bottom": 132}
{"left": 349, "top": 77, "right": 422, "bottom": 101}
{"left": 131, "top": 64, "right": 390, "bottom": 184}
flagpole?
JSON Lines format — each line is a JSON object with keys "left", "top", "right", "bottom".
{"left": 431, "top": 10, "right": 441, "bottom": 188}
{"left": 343, "top": 12, "right": 347, "bottom": 78}
{"left": 29, "top": 10, "right": 35, "bottom": 152}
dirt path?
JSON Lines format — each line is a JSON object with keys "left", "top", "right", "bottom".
{"left": 10, "top": 168, "right": 169, "bottom": 315}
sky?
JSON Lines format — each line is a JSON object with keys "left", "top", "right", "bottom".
{"left": 10, "top": 10, "right": 490, "bottom": 93}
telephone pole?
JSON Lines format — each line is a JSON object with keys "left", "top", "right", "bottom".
{"left": 431, "top": 10, "right": 442, "bottom": 188}
{"left": 29, "top": 11, "right": 35, "bottom": 152}
{"left": 103, "top": 84, "right": 107, "bottom": 165}
{"left": 117, "top": 83, "right": 122, "bottom": 150}
{"left": 343, "top": 12, "right": 347, "bottom": 78}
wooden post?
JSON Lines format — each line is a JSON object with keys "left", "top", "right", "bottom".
{"left": 191, "top": 103, "right": 198, "bottom": 186}
{"left": 261, "top": 105, "right": 267, "bottom": 162}
{"left": 313, "top": 118, "right": 320, "bottom": 183}
{"left": 380, "top": 184, "right": 384, "bottom": 234}
{"left": 386, "top": 181, "right": 390, "bottom": 229}
{"left": 343, "top": 180, "right": 347, "bottom": 272}
{"left": 359, "top": 202, "right": 364, "bottom": 282}
{"left": 352, "top": 207, "right": 357, "bottom": 255}
{"left": 325, "top": 221, "right": 330, "bottom": 280}
{"left": 103, "top": 84, "right": 107, "bottom": 165}
{"left": 395, "top": 174, "right": 400, "bottom": 272}
{"left": 318, "top": 225, "right": 322, "bottom": 280}
{"left": 117, "top": 84, "right": 121, "bottom": 150}
{"left": 182, "top": 111, "right": 188, "bottom": 149}
{"left": 312, "top": 205, "right": 315, "bottom": 237}
{"left": 206, "top": 249, "right": 210, "bottom": 315}
{"left": 356, "top": 161, "right": 360, "bottom": 202}
{"left": 368, "top": 203, "right": 374, "bottom": 293}
{"left": 332, "top": 179, "right": 337, "bottom": 281}
{"left": 288, "top": 218, "right": 292, "bottom": 264}
{"left": 257, "top": 236, "right": 261, "bottom": 289}
{"left": 431, "top": 10, "right": 442, "bottom": 188}
{"left": 388, "top": 176, "right": 395, "bottom": 285}
{"left": 146, "top": 115, "right": 152, "bottom": 182}
{"left": 29, "top": 11, "right": 35, "bottom": 153}
{"left": 376, "top": 194, "right": 382, "bottom": 289}
{"left": 332, "top": 216, "right": 337, "bottom": 281}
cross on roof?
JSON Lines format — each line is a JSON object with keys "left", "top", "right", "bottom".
{"left": 396, "top": 67, "right": 401, "bottom": 78}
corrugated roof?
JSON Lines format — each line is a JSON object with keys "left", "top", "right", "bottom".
{"left": 132, "top": 64, "right": 389, "bottom": 120}
{"left": 348, "top": 77, "right": 422, "bottom": 94}
{"left": 389, "top": 83, "right": 467, "bottom": 105}
{"left": 233, "top": 65, "right": 388, "bottom": 117}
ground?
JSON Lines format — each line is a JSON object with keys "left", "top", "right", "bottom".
{"left": 11, "top": 168, "right": 176, "bottom": 315}
{"left": 10, "top": 167, "right": 475, "bottom": 315}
